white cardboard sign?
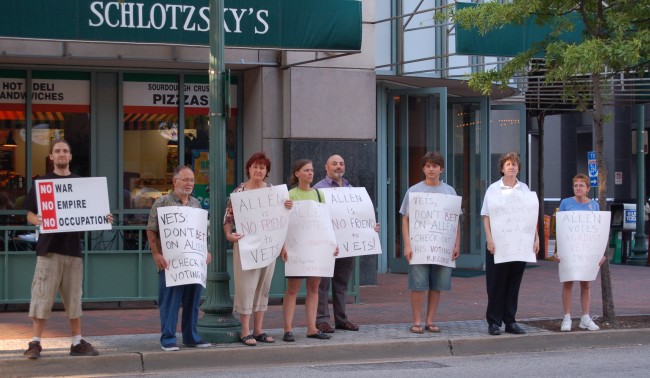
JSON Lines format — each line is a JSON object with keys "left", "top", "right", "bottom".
{"left": 320, "top": 187, "right": 382, "bottom": 258}
{"left": 230, "top": 185, "right": 291, "bottom": 270}
{"left": 158, "top": 206, "right": 209, "bottom": 288}
{"left": 556, "top": 211, "right": 611, "bottom": 282}
{"left": 36, "top": 177, "right": 111, "bottom": 233}
{"left": 407, "top": 192, "right": 462, "bottom": 267}
{"left": 284, "top": 200, "right": 337, "bottom": 277}
{"left": 487, "top": 189, "right": 539, "bottom": 264}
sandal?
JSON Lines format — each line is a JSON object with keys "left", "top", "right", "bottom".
{"left": 425, "top": 324, "right": 440, "bottom": 333}
{"left": 253, "top": 333, "right": 275, "bottom": 343}
{"left": 240, "top": 334, "right": 257, "bottom": 346}
{"left": 409, "top": 325, "right": 424, "bottom": 334}
{"left": 282, "top": 331, "right": 295, "bottom": 342}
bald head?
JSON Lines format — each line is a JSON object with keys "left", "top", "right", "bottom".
{"left": 324, "top": 154, "right": 345, "bottom": 184}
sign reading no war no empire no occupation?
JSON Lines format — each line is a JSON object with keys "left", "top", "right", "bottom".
{"left": 35, "top": 177, "right": 112, "bottom": 233}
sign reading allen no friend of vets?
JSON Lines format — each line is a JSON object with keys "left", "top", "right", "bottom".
{"left": 230, "top": 185, "right": 291, "bottom": 270}
{"left": 158, "top": 206, "right": 209, "bottom": 288}
{"left": 36, "top": 177, "right": 112, "bottom": 234}
{"left": 320, "top": 187, "right": 382, "bottom": 258}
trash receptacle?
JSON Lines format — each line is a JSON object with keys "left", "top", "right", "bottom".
{"left": 610, "top": 203, "right": 637, "bottom": 263}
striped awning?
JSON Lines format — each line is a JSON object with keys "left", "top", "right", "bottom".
{"left": 0, "top": 111, "right": 65, "bottom": 122}
{"left": 123, "top": 114, "right": 178, "bottom": 131}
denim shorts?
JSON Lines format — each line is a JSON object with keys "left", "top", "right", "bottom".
{"left": 408, "top": 264, "right": 452, "bottom": 291}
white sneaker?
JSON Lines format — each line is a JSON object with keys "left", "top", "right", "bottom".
{"left": 161, "top": 343, "right": 179, "bottom": 351}
{"left": 579, "top": 315, "right": 600, "bottom": 331}
{"left": 560, "top": 314, "right": 572, "bottom": 332}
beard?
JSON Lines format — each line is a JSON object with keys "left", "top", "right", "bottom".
{"left": 54, "top": 161, "right": 69, "bottom": 170}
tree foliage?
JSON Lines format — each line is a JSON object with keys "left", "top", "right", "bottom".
{"left": 454, "top": 0, "right": 650, "bottom": 324}
{"left": 455, "top": 1, "right": 650, "bottom": 91}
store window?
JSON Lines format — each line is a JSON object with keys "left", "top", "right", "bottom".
{"left": 123, "top": 73, "right": 180, "bottom": 223}
{"left": 0, "top": 70, "right": 90, "bottom": 225}
{"left": 122, "top": 73, "right": 239, "bottom": 224}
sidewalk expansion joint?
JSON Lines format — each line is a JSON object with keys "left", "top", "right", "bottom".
{"left": 136, "top": 352, "right": 145, "bottom": 372}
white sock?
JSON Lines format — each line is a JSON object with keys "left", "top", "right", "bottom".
{"left": 72, "top": 335, "right": 82, "bottom": 346}
{"left": 32, "top": 337, "right": 41, "bottom": 343}
{"left": 564, "top": 313, "right": 571, "bottom": 319}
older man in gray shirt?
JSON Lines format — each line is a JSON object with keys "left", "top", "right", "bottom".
{"left": 313, "top": 155, "right": 360, "bottom": 333}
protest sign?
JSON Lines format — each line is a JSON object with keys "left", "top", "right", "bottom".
{"left": 407, "top": 192, "right": 461, "bottom": 267}
{"left": 284, "top": 200, "right": 337, "bottom": 277}
{"left": 230, "top": 185, "right": 291, "bottom": 270}
{"left": 158, "top": 206, "right": 209, "bottom": 288}
{"left": 36, "top": 177, "right": 111, "bottom": 233}
{"left": 487, "top": 189, "right": 539, "bottom": 264}
{"left": 556, "top": 211, "right": 610, "bottom": 282}
{"left": 320, "top": 187, "right": 382, "bottom": 258}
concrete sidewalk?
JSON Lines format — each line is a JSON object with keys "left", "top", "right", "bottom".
{"left": 1, "top": 260, "right": 649, "bottom": 377}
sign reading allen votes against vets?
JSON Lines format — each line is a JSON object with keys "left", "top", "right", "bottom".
{"left": 408, "top": 192, "right": 462, "bottom": 268}
{"left": 487, "top": 189, "right": 539, "bottom": 264}
{"left": 284, "top": 200, "right": 337, "bottom": 278}
{"left": 230, "top": 185, "right": 291, "bottom": 270}
{"left": 157, "top": 206, "right": 209, "bottom": 288}
{"left": 320, "top": 187, "right": 382, "bottom": 258}
{"left": 556, "top": 211, "right": 611, "bottom": 282}
{"left": 36, "top": 177, "right": 111, "bottom": 233}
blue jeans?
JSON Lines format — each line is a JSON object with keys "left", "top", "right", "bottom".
{"left": 408, "top": 264, "right": 452, "bottom": 291}
{"left": 158, "top": 271, "right": 203, "bottom": 346}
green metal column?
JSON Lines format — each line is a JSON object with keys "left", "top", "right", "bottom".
{"left": 630, "top": 104, "right": 648, "bottom": 264}
{"left": 197, "top": 0, "right": 240, "bottom": 342}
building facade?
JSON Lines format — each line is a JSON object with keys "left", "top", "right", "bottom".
{"left": 1, "top": 1, "right": 552, "bottom": 304}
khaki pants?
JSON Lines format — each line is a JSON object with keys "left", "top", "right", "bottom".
{"left": 29, "top": 253, "right": 83, "bottom": 320}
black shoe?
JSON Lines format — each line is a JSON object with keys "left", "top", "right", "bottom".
{"left": 306, "top": 330, "right": 331, "bottom": 340}
{"left": 282, "top": 332, "right": 295, "bottom": 342}
{"left": 317, "top": 322, "right": 335, "bottom": 333}
{"left": 24, "top": 341, "right": 42, "bottom": 359}
{"left": 505, "top": 323, "right": 526, "bottom": 334}
{"left": 335, "top": 322, "right": 360, "bottom": 331}
{"left": 488, "top": 324, "right": 501, "bottom": 335}
{"left": 70, "top": 339, "right": 99, "bottom": 356}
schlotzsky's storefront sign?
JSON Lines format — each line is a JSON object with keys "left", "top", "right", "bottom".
{"left": 0, "top": 0, "right": 362, "bottom": 51}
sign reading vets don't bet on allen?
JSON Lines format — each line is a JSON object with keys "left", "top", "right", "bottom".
{"left": 36, "top": 177, "right": 112, "bottom": 233}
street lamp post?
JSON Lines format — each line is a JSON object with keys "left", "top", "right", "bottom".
{"left": 196, "top": 0, "right": 240, "bottom": 342}
{"left": 630, "top": 104, "right": 648, "bottom": 265}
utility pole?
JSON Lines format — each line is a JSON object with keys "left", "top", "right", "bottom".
{"left": 630, "top": 104, "right": 648, "bottom": 265}
{"left": 196, "top": 0, "right": 240, "bottom": 342}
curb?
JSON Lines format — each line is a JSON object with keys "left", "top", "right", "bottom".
{"left": 2, "top": 329, "right": 649, "bottom": 377}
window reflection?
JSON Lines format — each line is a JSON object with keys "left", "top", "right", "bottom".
{"left": 0, "top": 70, "right": 91, "bottom": 225}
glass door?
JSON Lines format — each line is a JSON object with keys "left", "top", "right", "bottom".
{"left": 387, "top": 88, "right": 447, "bottom": 273}
{"left": 447, "top": 97, "right": 488, "bottom": 267}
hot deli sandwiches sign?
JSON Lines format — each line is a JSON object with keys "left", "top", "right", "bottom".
{"left": 0, "top": 0, "right": 362, "bottom": 51}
